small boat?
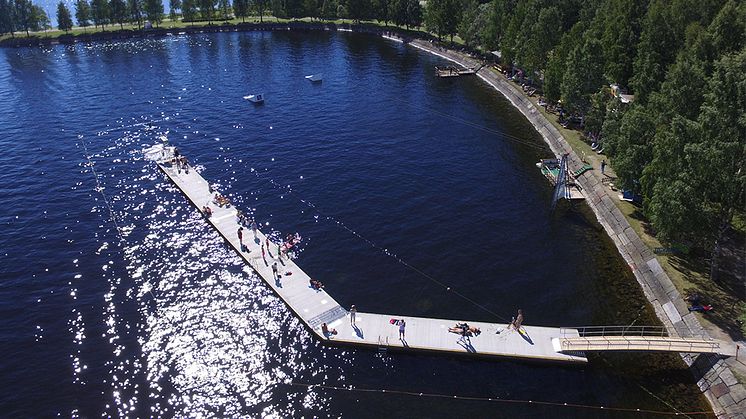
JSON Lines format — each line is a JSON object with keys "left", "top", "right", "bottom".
{"left": 243, "top": 94, "right": 264, "bottom": 104}
{"left": 305, "top": 74, "right": 323, "bottom": 83}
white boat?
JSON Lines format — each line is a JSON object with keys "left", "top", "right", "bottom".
{"left": 243, "top": 94, "right": 264, "bottom": 104}
{"left": 305, "top": 74, "right": 323, "bottom": 82}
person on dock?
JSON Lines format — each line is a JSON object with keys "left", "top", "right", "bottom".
{"left": 310, "top": 279, "right": 324, "bottom": 290}
{"left": 265, "top": 236, "right": 270, "bottom": 253}
{"left": 202, "top": 206, "right": 212, "bottom": 218}
{"left": 237, "top": 227, "right": 243, "bottom": 245}
{"left": 349, "top": 305, "right": 357, "bottom": 325}
{"left": 251, "top": 220, "right": 258, "bottom": 238}
{"left": 261, "top": 244, "right": 266, "bottom": 260}
{"left": 272, "top": 262, "right": 279, "bottom": 280}
{"left": 510, "top": 309, "right": 524, "bottom": 332}
{"left": 601, "top": 160, "right": 606, "bottom": 175}
{"left": 321, "top": 322, "right": 337, "bottom": 337}
{"left": 398, "top": 319, "right": 406, "bottom": 340}
{"left": 277, "top": 243, "right": 284, "bottom": 260}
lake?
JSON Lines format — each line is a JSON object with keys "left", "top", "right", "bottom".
{"left": 0, "top": 31, "right": 709, "bottom": 417}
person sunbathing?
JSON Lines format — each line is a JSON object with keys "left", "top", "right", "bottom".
{"left": 321, "top": 322, "right": 336, "bottom": 336}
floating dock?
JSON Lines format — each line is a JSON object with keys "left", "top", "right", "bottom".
{"left": 156, "top": 151, "right": 587, "bottom": 363}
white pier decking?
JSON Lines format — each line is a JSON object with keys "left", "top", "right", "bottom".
{"left": 156, "top": 157, "right": 588, "bottom": 363}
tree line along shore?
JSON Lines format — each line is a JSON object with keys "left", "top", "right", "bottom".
{"left": 1, "top": 0, "right": 744, "bottom": 336}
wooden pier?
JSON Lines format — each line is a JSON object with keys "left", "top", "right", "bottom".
{"left": 155, "top": 150, "right": 587, "bottom": 363}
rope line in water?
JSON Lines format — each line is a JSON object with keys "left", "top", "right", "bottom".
{"left": 284, "top": 380, "right": 716, "bottom": 417}
{"left": 252, "top": 168, "right": 513, "bottom": 324}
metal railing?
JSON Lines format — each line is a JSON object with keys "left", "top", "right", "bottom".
{"left": 562, "top": 325, "right": 670, "bottom": 338}
{"left": 558, "top": 326, "right": 722, "bottom": 355}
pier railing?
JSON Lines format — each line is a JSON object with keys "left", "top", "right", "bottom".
{"left": 557, "top": 326, "right": 724, "bottom": 355}
{"left": 562, "top": 325, "right": 672, "bottom": 338}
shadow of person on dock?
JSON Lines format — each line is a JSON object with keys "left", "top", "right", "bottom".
{"left": 254, "top": 237, "right": 261, "bottom": 245}
{"left": 517, "top": 328, "right": 534, "bottom": 345}
{"left": 400, "top": 338, "right": 409, "bottom": 347}
{"left": 457, "top": 337, "right": 477, "bottom": 353}
{"left": 275, "top": 275, "right": 282, "bottom": 288}
{"left": 353, "top": 324, "right": 363, "bottom": 339}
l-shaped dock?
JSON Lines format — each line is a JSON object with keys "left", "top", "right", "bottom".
{"left": 155, "top": 150, "right": 587, "bottom": 363}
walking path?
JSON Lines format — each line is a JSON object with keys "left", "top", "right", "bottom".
{"left": 404, "top": 38, "right": 746, "bottom": 418}
{"left": 156, "top": 156, "right": 588, "bottom": 364}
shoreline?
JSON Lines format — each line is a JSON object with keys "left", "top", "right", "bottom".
{"left": 0, "top": 21, "right": 431, "bottom": 48}
{"left": 5, "top": 23, "right": 743, "bottom": 415}
{"left": 405, "top": 38, "right": 745, "bottom": 418}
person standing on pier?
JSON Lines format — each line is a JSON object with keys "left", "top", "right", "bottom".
{"left": 399, "top": 319, "right": 406, "bottom": 340}
{"left": 601, "top": 160, "right": 606, "bottom": 175}
{"left": 237, "top": 227, "right": 243, "bottom": 246}
{"left": 511, "top": 309, "right": 524, "bottom": 332}
{"left": 272, "top": 262, "right": 279, "bottom": 280}
{"left": 251, "top": 220, "right": 258, "bottom": 238}
{"left": 349, "top": 305, "right": 357, "bottom": 325}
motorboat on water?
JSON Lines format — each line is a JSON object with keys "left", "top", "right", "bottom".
{"left": 305, "top": 74, "right": 323, "bottom": 82}
{"left": 243, "top": 94, "right": 265, "bottom": 104}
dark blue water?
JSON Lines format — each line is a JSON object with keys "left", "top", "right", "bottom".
{"left": 0, "top": 32, "right": 708, "bottom": 417}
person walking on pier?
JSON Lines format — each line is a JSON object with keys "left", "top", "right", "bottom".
{"left": 350, "top": 305, "right": 357, "bottom": 325}
{"left": 510, "top": 309, "right": 524, "bottom": 332}
{"left": 272, "top": 262, "right": 279, "bottom": 280}
{"left": 601, "top": 160, "right": 606, "bottom": 176}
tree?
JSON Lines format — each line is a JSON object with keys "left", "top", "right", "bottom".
{"left": 405, "top": 0, "right": 420, "bottom": 29}
{"left": 91, "top": 0, "right": 110, "bottom": 29}
{"left": 320, "top": 0, "right": 337, "bottom": 20}
{"left": 145, "top": 0, "right": 163, "bottom": 26}
{"left": 180, "top": 0, "right": 196, "bottom": 21}
{"left": 456, "top": 0, "right": 480, "bottom": 47}
{"left": 199, "top": 0, "right": 215, "bottom": 23}
{"left": 169, "top": 0, "right": 181, "bottom": 21}
{"left": 30, "top": 4, "right": 50, "bottom": 32}
{"left": 303, "top": 0, "right": 318, "bottom": 20}
{"left": 371, "top": 0, "right": 388, "bottom": 25}
{"left": 346, "top": 0, "right": 371, "bottom": 22}
{"left": 15, "top": 0, "right": 33, "bottom": 36}
{"left": 390, "top": 0, "right": 405, "bottom": 27}
{"left": 110, "top": 0, "right": 127, "bottom": 28}
{"left": 127, "top": 0, "right": 143, "bottom": 27}
{"left": 255, "top": 0, "right": 267, "bottom": 22}
{"left": 560, "top": 36, "right": 604, "bottom": 114}
{"left": 217, "top": 0, "right": 229, "bottom": 20}
{"left": 599, "top": 0, "right": 645, "bottom": 87}
{"left": 57, "top": 1, "right": 74, "bottom": 32}
{"left": 0, "top": 0, "right": 16, "bottom": 37}
{"left": 75, "top": 0, "right": 91, "bottom": 31}
{"left": 270, "top": 0, "right": 284, "bottom": 19}
{"left": 233, "top": 0, "right": 247, "bottom": 22}
{"left": 425, "top": 0, "right": 460, "bottom": 41}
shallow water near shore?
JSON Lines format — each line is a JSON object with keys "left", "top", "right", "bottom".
{"left": 0, "top": 31, "right": 710, "bottom": 417}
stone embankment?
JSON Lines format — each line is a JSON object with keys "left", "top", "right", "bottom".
{"left": 406, "top": 38, "right": 745, "bottom": 418}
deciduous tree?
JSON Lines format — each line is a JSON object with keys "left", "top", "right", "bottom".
{"left": 110, "top": 0, "right": 127, "bottom": 28}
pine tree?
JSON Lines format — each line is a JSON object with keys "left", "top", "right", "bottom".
{"left": 91, "top": 0, "right": 110, "bottom": 29}
{"left": 57, "top": 1, "right": 74, "bottom": 32}
{"left": 0, "top": 0, "right": 16, "bottom": 37}
{"left": 127, "top": 0, "right": 143, "bottom": 28}
{"left": 110, "top": 0, "right": 127, "bottom": 28}
{"left": 144, "top": 0, "right": 163, "bottom": 26}
{"left": 75, "top": 0, "right": 91, "bottom": 31}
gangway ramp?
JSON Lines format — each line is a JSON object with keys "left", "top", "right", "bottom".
{"left": 553, "top": 327, "right": 736, "bottom": 356}
{"left": 153, "top": 147, "right": 587, "bottom": 364}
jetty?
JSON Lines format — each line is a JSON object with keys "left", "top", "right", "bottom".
{"left": 153, "top": 147, "right": 587, "bottom": 363}
{"left": 435, "top": 63, "right": 485, "bottom": 78}
{"left": 152, "top": 147, "right": 736, "bottom": 362}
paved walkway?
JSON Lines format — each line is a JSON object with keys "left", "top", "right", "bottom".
{"left": 405, "top": 38, "right": 746, "bottom": 418}
{"left": 157, "top": 157, "right": 587, "bottom": 363}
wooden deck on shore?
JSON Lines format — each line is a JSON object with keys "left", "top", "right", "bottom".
{"left": 155, "top": 155, "right": 587, "bottom": 363}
